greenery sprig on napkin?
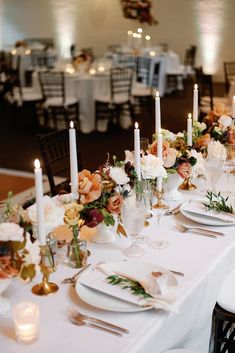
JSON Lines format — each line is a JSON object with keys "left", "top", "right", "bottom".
{"left": 203, "top": 191, "right": 234, "bottom": 214}
{"left": 107, "top": 275, "right": 152, "bottom": 299}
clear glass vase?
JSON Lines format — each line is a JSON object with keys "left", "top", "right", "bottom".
{"left": 67, "top": 237, "right": 88, "bottom": 268}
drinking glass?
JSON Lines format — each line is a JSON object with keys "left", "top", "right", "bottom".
{"left": 149, "top": 201, "right": 169, "bottom": 249}
{"left": 121, "top": 198, "right": 146, "bottom": 258}
{"left": 140, "top": 138, "right": 149, "bottom": 155}
{"left": 223, "top": 144, "right": 235, "bottom": 190}
{"left": 134, "top": 179, "right": 153, "bottom": 244}
{"left": 204, "top": 158, "right": 224, "bottom": 192}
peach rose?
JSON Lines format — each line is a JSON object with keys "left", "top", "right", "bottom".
{"left": 194, "top": 133, "right": 211, "bottom": 149}
{"left": 148, "top": 140, "right": 169, "bottom": 157}
{"left": 78, "top": 169, "right": 102, "bottom": 204}
{"left": 177, "top": 162, "right": 192, "bottom": 179}
{"left": 213, "top": 103, "right": 231, "bottom": 117}
{"left": 106, "top": 194, "right": 123, "bottom": 214}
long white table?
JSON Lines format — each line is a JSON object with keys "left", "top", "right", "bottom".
{"left": 1, "top": 174, "right": 235, "bottom": 353}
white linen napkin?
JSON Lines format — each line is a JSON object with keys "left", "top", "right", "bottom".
{"left": 96, "top": 263, "right": 178, "bottom": 312}
{"left": 182, "top": 201, "right": 235, "bottom": 222}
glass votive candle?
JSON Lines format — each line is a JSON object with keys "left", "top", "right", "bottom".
{"left": 13, "top": 301, "right": 39, "bottom": 344}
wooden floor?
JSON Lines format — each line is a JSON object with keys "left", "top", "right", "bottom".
{"left": 0, "top": 173, "right": 35, "bottom": 201}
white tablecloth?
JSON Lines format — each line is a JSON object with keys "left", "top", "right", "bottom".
{"left": 1, "top": 174, "right": 235, "bottom": 353}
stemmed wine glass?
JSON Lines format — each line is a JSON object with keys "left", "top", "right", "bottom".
{"left": 121, "top": 197, "right": 146, "bottom": 258}
{"left": 223, "top": 144, "right": 235, "bottom": 193}
{"left": 148, "top": 197, "right": 169, "bottom": 249}
{"left": 204, "top": 157, "right": 224, "bottom": 192}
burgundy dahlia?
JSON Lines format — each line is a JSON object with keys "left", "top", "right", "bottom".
{"left": 84, "top": 209, "right": 104, "bottom": 228}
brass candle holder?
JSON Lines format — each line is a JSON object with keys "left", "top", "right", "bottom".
{"left": 179, "top": 177, "right": 197, "bottom": 191}
{"left": 153, "top": 189, "right": 167, "bottom": 209}
{"left": 32, "top": 245, "right": 59, "bottom": 296}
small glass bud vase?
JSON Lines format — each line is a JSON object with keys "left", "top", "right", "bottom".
{"left": 67, "top": 237, "right": 88, "bottom": 268}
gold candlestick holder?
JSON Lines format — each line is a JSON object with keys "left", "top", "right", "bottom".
{"left": 179, "top": 177, "right": 197, "bottom": 191}
{"left": 153, "top": 189, "right": 167, "bottom": 209}
{"left": 32, "top": 245, "right": 59, "bottom": 296}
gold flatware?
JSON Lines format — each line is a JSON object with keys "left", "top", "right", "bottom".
{"left": 176, "top": 224, "right": 217, "bottom": 238}
{"left": 68, "top": 308, "right": 129, "bottom": 334}
{"left": 180, "top": 223, "right": 224, "bottom": 236}
{"left": 61, "top": 264, "right": 91, "bottom": 284}
{"left": 68, "top": 315, "right": 122, "bottom": 336}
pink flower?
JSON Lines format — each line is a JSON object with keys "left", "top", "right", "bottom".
{"left": 106, "top": 194, "right": 123, "bottom": 214}
{"left": 78, "top": 170, "right": 102, "bottom": 204}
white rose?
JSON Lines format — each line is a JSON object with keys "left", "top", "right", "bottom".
{"left": 24, "top": 233, "right": 41, "bottom": 266}
{"left": 207, "top": 140, "right": 227, "bottom": 160}
{"left": 189, "top": 149, "right": 205, "bottom": 178}
{"left": 27, "top": 195, "right": 65, "bottom": 235}
{"left": 218, "top": 115, "right": 232, "bottom": 130}
{"left": 0, "top": 223, "right": 24, "bottom": 242}
{"left": 141, "top": 154, "right": 167, "bottom": 179}
{"left": 109, "top": 167, "right": 130, "bottom": 185}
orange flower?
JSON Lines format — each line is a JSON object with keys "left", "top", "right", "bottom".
{"left": 148, "top": 140, "right": 169, "bottom": 157}
{"left": 78, "top": 169, "right": 102, "bottom": 204}
{"left": 194, "top": 133, "right": 211, "bottom": 149}
{"left": 213, "top": 103, "right": 231, "bottom": 117}
{"left": 177, "top": 162, "right": 192, "bottom": 179}
{"left": 106, "top": 194, "right": 123, "bottom": 214}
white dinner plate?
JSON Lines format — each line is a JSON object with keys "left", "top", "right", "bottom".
{"left": 75, "top": 261, "right": 172, "bottom": 312}
{"left": 180, "top": 201, "right": 235, "bottom": 226}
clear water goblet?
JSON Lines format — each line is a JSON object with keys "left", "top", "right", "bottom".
{"left": 121, "top": 198, "right": 146, "bottom": 258}
{"left": 204, "top": 158, "right": 224, "bottom": 192}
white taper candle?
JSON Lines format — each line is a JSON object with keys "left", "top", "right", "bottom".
{"left": 193, "top": 84, "right": 198, "bottom": 121}
{"left": 69, "top": 121, "right": 79, "bottom": 199}
{"left": 34, "top": 159, "right": 46, "bottom": 245}
{"left": 187, "top": 113, "right": 193, "bottom": 146}
{"left": 155, "top": 91, "right": 161, "bottom": 134}
{"left": 157, "top": 132, "right": 163, "bottom": 191}
{"left": 134, "top": 122, "right": 141, "bottom": 181}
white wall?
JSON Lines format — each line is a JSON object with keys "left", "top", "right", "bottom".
{"left": 2, "top": 0, "right": 235, "bottom": 81}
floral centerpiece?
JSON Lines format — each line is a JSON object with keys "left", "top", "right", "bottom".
{"left": 193, "top": 103, "right": 235, "bottom": 153}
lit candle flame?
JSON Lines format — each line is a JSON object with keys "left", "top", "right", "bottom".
{"left": 135, "top": 122, "right": 139, "bottom": 129}
{"left": 127, "top": 30, "right": 132, "bottom": 35}
{"left": 70, "top": 121, "right": 74, "bottom": 129}
{"left": 145, "top": 35, "right": 151, "bottom": 41}
{"left": 156, "top": 91, "right": 159, "bottom": 98}
{"left": 137, "top": 28, "right": 143, "bottom": 33}
{"left": 34, "top": 159, "right": 40, "bottom": 169}
{"left": 233, "top": 96, "right": 235, "bottom": 101}
{"left": 188, "top": 113, "right": 192, "bottom": 119}
{"left": 194, "top": 84, "right": 198, "bottom": 90}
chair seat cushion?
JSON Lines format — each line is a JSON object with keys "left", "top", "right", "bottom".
{"left": 22, "top": 90, "right": 43, "bottom": 102}
{"left": 132, "top": 82, "right": 152, "bottom": 96}
{"left": 45, "top": 97, "right": 78, "bottom": 107}
{"left": 95, "top": 94, "right": 130, "bottom": 104}
{"left": 217, "top": 268, "right": 235, "bottom": 314}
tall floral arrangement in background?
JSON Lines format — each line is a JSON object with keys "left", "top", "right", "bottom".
{"left": 120, "top": 0, "right": 158, "bottom": 25}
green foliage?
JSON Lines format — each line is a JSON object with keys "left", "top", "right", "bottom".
{"left": 107, "top": 275, "right": 152, "bottom": 299}
{"left": 203, "top": 191, "right": 234, "bottom": 214}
